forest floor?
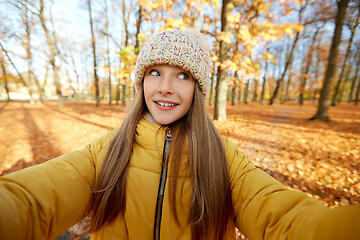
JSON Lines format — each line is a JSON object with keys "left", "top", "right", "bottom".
{"left": 0, "top": 100, "right": 359, "bottom": 239}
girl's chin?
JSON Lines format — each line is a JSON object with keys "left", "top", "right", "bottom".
{"left": 152, "top": 114, "right": 179, "bottom": 125}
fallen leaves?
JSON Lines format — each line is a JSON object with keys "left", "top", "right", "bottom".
{"left": 0, "top": 100, "right": 359, "bottom": 238}
{"left": 212, "top": 102, "right": 360, "bottom": 206}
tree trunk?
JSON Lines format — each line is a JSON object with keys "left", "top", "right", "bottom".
{"left": 116, "top": 80, "right": 120, "bottom": 105}
{"left": 231, "top": 71, "right": 238, "bottom": 105}
{"left": 260, "top": 53, "right": 269, "bottom": 105}
{"left": 355, "top": 74, "right": 360, "bottom": 105}
{"left": 349, "top": 51, "right": 360, "bottom": 103}
{"left": 38, "top": 0, "right": 64, "bottom": 107}
{"left": 252, "top": 78, "right": 258, "bottom": 102}
{"left": 135, "top": 5, "right": 142, "bottom": 55}
{"left": 209, "top": 64, "right": 216, "bottom": 106}
{"left": 284, "top": 71, "right": 292, "bottom": 102}
{"left": 0, "top": 54, "right": 10, "bottom": 101}
{"left": 122, "top": 83, "right": 126, "bottom": 106}
{"left": 88, "top": 0, "right": 100, "bottom": 107}
{"left": 24, "top": 0, "right": 36, "bottom": 104}
{"left": 0, "top": 42, "right": 34, "bottom": 100}
{"left": 104, "top": 0, "right": 112, "bottom": 105}
{"left": 31, "top": 70, "right": 45, "bottom": 101}
{"left": 310, "top": 32, "right": 323, "bottom": 102}
{"left": 214, "top": 0, "right": 233, "bottom": 120}
{"left": 331, "top": 6, "right": 359, "bottom": 106}
{"left": 339, "top": 63, "right": 351, "bottom": 102}
{"left": 311, "top": 0, "right": 350, "bottom": 121}
{"left": 244, "top": 79, "right": 250, "bottom": 104}
{"left": 299, "top": 27, "right": 320, "bottom": 105}
{"left": 69, "top": 54, "right": 80, "bottom": 99}
{"left": 270, "top": 31, "right": 300, "bottom": 105}
{"left": 237, "top": 78, "right": 242, "bottom": 103}
{"left": 120, "top": 0, "right": 131, "bottom": 103}
{"left": 270, "top": 3, "right": 308, "bottom": 105}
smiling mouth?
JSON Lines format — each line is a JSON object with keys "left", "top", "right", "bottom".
{"left": 155, "top": 101, "right": 178, "bottom": 107}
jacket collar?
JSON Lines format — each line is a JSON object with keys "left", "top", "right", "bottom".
{"left": 135, "top": 115, "right": 167, "bottom": 152}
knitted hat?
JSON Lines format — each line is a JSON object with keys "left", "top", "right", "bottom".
{"left": 135, "top": 29, "right": 210, "bottom": 98}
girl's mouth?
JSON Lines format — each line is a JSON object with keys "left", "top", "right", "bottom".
{"left": 154, "top": 101, "right": 178, "bottom": 107}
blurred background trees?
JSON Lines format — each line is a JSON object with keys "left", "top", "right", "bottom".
{"left": 0, "top": 0, "right": 359, "bottom": 121}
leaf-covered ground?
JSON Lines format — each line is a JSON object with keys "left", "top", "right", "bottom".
{"left": 0, "top": 100, "right": 359, "bottom": 239}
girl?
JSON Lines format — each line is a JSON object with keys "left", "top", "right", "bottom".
{"left": 0, "top": 29, "right": 359, "bottom": 240}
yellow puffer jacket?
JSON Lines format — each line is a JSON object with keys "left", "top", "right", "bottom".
{"left": 0, "top": 117, "right": 359, "bottom": 240}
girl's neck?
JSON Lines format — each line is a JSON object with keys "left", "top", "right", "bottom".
{"left": 145, "top": 111, "right": 160, "bottom": 125}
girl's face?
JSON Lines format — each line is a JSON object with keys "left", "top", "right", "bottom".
{"left": 143, "top": 64, "right": 195, "bottom": 125}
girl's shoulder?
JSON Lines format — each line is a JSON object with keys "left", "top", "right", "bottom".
{"left": 87, "top": 129, "right": 118, "bottom": 154}
{"left": 220, "top": 136, "right": 240, "bottom": 155}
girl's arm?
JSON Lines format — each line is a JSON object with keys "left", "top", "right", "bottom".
{"left": 223, "top": 137, "right": 360, "bottom": 240}
{"left": 0, "top": 131, "right": 114, "bottom": 240}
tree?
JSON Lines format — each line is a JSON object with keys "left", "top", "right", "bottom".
{"left": 87, "top": 0, "right": 100, "bottom": 107}
{"left": 252, "top": 77, "right": 258, "bottom": 102}
{"left": 282, "top": 68, "right": 292, "bottom": 103}
{"left": 214, "top": 0, "right": 233, "bottom": 120}
{"left": 260, "top": 48, "right": 270, "bottom": 105}
{"left": 231, "top": 71, "right": 238, "bottom": 105}
{"left": 349, "top": 44, "right": 360, "bottom": 102}
{"left": 0, "top": 52, "right": 10, "bottom": 101}
{"left": 37, "top": 0, "right": 65, "bottom": 106}
{"left": 311, "top": 0, "right": 351, "bottom": 121}
{"left": 22, "top": 0, "right": 36, "bottom": 103}
{"left": 208, "top": 60, "right": 217, "bottom": 106}
{"left": 134, "top": 3, "right": 142, "bottom": 56}
{"left": 355, "top": 70, "right": 360, "bottom": 105}
{"left": 0, "top": 42, "right": 34, "bottom": 100}
{"left": 103, "top": 0, "right": 112, "bottom": 105}
{"left": 299, "top": 25, "right": 321, "bottom": 105}
{"left": 331, "top": 3, "right": 360, "bottom": 105}
{"left": 270, "top": 2, "right": 307, "bottom": 105}
{"left": 244, "top": 78, "right": 250, "bottom": 104}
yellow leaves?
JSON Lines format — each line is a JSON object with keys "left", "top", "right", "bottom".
{"left": 226, "top": 12, "right": 240, "bottom": 24}
{"left": 117, "top": 45, "right": 137, "bottom": 64}
{"left": 137, "top": 32, "right": 148, "bottom": 43}
{"left": 209, "top": 54, "right": 218, "bottom": 63}
{"left": 94, "top": 66, "right": 110, "bottom": 71}
{"left": 294, "top": 24, "right": 304, "bottom": 32}
{"left": 237, "top": 25, "right": 259, "bottom": 47}
{"left": 264, "top": 51, "right": 273, "bottom": 61}
{"left": 284, "top": 25, "right": 295, "bottom": 37}
{"left": 258, "top": 2, "right": 271, "bottom": 14}
{"left": 347, "top": 177, "right": 355, "bottom": 185}
{"left": 282, "top": 23, "right": 304, "bottom": 38}
{"left": 212, "top": 0, "right": 220, "bottom": 9}
{"left": 218, "top": 31, "right": 232, "bottom": 45}
{"left": 115, "top": 45, "right": 137, "bottom": 81}
{"left": 244, "top": 55, "right": 252, "bottom": 65}
{"left": 219, "top": 59, "right": 235, "bottom": 70}
{"left": 139, "top": 0, "right": 162, "bottom": 9}
{"left": 163, "top": 18, "right": 186, "bottom": 31}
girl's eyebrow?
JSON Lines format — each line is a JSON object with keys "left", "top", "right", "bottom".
{"left": 146, "top": 67, "right": 158, "bottom": 73}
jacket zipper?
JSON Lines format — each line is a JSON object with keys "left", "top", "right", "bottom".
{"left": 153, "top": 130, "right": 172, "bottom": 240}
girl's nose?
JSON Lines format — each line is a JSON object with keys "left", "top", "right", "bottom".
{"left": 157, "top": 76, "right": 174, "bottom": 94}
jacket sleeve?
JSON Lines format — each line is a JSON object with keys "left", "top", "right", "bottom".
{"left": 224, "top": 137, "right": 360, "bottom": 240}
{"left": 0, "top": 131, "right": 114, "bottom": 240}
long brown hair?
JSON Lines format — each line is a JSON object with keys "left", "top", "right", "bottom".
{"left": 89, "top": 85, "right": 233, "bottom": 239}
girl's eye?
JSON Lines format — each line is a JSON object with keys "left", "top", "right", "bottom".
{"left": 178, "top": 72, "right": 190, "bottom": 80}
{"left": 149, "top": 70, "right": 160, "bottom": 76}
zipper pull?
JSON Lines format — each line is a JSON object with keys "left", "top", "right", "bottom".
{"left": 165, "top": 129, "right": 172, "bottom": 142}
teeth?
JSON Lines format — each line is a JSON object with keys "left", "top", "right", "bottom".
{"left": 157, "top": 101, "right": 176, "bottom": 107}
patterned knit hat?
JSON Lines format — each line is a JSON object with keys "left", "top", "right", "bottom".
{"left": 135, "top": 29, "right": 210, "bottom": 98}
